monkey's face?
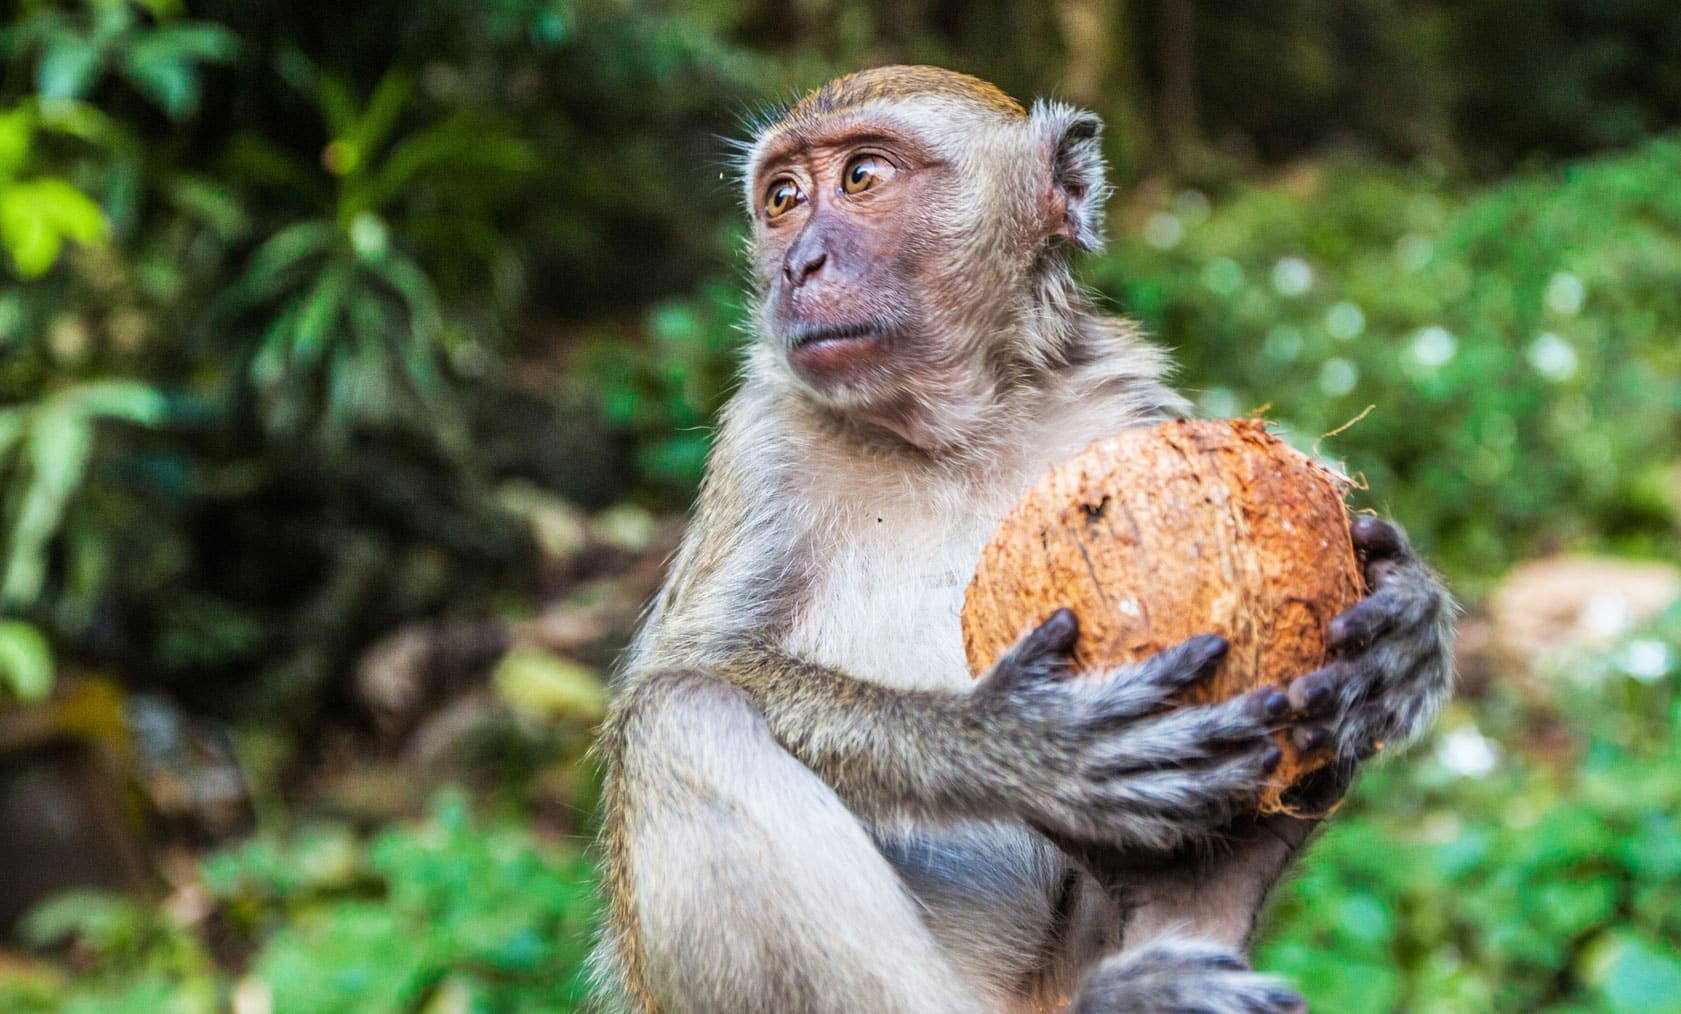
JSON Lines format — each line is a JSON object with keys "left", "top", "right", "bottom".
{"left": 741, "top": 68, "right": 1110, "bottom": 448}
{"left": 749, "top": 117, "right": 949, "bottom": 394}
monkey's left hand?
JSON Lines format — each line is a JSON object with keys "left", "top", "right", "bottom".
{"left": 1279, "top": 515, "right": 1456, "bottom": 812}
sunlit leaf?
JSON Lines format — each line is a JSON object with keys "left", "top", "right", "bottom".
{"left": 1589, "top": 933, "right": 1681, "bottom": 1013}
{"left": 0, "top": 178, "right": 107, "bottom": 277}
{"left": 0, "top": 619, "right": 53, "bottom": 702}
{"left": 0, "top": 189, "right": 60, "bottom": 277}
{"left": 493, "top": 646, "right": 606, "bottom": 724}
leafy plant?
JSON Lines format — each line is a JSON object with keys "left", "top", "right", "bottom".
{"left": 0, "top": 380, "right": 170, "bottom": 610}
{"left": 1, "top": 0, "right": 239, "bottom": 122}
{"left": 0, "top": 794, "right": 600, "bottom": 1013}
{"left": 0, "top": 101, "right": 108, "bottom": 278}
{"left": 0, "top": 617, "right": 53, "bottom": 700}
{"left": 210, "top": 56, "right": 536, "bottom": 440}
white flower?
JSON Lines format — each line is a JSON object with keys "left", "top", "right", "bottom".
{"left": 1411, "top": 325, "right": 1457, "bottom": 367}
{"left": 1621, "top": 639, "right": 1673, "bottom": 683}
{"left": 1436, "top": 726, "right": 1499, "bottom": 777}
{"left": 1527, "top": 332, "right": 1578, "bottom": 382}
{"left": 1271, "top": 256, "right": 1313, "bottom": 297}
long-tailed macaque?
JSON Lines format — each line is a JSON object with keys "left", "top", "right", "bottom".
{"left": 594, "top": 66, "right": 1455, "bottom": 1013}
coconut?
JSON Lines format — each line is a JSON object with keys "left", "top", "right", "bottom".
{"left": 961, "top": 418, "right": 1364, "bottom": 813}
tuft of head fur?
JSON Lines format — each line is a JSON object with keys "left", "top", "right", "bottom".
{"left": 774, "top": 65, "right": 1026, "bottom": 134}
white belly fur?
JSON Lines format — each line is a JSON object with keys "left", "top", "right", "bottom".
{"left": 787, "top": 506, "right": 993, "bottom": 691}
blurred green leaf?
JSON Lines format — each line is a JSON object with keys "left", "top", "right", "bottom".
{"left": 0, "top": 619, "right": 53, "bottom": 702}
{"left": 36, "top": 29, "right": 103, "bottom": 101}
{"left": 0, "top": 177, "right": 107, "bottom": 277}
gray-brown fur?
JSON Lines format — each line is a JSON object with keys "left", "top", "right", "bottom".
{"left": 594, "top": 65, "right": 1455, "bottom": 1013}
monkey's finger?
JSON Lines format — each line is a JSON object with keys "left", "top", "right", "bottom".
{"left": 1350, "top": 515, "right": 1407, "bottom": 561}
{"left": 1017, "top": 607, "right": 1080, "bottom": 662}
{"left": 1292, "top": 725, "right": 1332, "bottom": 754}
{"left": 984, "top": 608, "right": 1079, "bottom": 689}
{"left": 1286, "top": 664, "right": 1345, "bottom": 716}
{"left": 1090, "top": 689, "right": 1285, "bottom": 774}
{"left": 1327, "top": 593, "right": 1403, "bottom": 653}
{"left": 1084, "top": 633, "right": 1230, "bottom": 720}
{"left": 1134, "top": 632, "right": 1230, "bottom": 686}
{"left": 1092, "top": 742, "right": 1283, "bottom": 836}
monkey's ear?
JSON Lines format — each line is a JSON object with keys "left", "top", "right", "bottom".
{"left": 1030, "top": 101, "right": 1110, "bottom": 252}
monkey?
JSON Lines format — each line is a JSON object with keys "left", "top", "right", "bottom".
{"left": 592, "top": 65, "right": 1455, "bottom": 1014}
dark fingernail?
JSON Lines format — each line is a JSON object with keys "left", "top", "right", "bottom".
{"left": 1261, "top": 746, "right": 1284, "bottom": 772}
{"left": 1351, "top": 516, "right": 1402, "bottom": 557}
{"left": 1266, "top": 989, "right": 1306, "bottom": 1012}
{"left": 1304, "top": 680, "right": 1333, "bottom": 713}
{"left": 1263, "top": 691, "right": 1290, "bottom": 720}
{"left": 1197, "top": 634, "right": 1230, "bottom": 672}
{"left": 1042, "top": 608, "right": 1078, "bottom": 646}
{"left": 1293, "top": 726, "right": 1331, "bottom": 752}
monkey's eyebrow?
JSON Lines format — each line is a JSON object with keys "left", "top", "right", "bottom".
{"left": 753, "top": 123, "right": 931, "bottom": 181}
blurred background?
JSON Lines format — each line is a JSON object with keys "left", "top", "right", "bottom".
{"left": 0, "top": 0, "right": 1678, "bottom": 1010}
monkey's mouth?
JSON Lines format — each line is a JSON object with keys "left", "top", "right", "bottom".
{"left": 790, "top": 322, "right": 883, "bottom": 348}
{"left": 788, "top": 323, "right": 889, "bottom": 376}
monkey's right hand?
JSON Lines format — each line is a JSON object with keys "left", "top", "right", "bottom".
{"left": 970, "top": 608, "right": 1292, "bottom": 853}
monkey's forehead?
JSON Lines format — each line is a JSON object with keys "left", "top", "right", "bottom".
{"left": 774, "top": 65, "right": 1027, "bottom": 134}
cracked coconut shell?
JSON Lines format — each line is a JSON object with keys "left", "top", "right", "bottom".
{"left": 961, "top": 418, "right": 1364, "bottom": 813}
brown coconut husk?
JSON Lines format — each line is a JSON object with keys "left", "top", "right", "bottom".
{"left": 961, "top": 418, "right": 1364, "bottom": 813}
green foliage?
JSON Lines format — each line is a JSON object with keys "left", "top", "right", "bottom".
{"left": 211, "top": 54, "right": 536, "bottom": 440}
{"left": 569, "top": 278, "right": 746, "bottom": 496}
{"left": 0, "top": 618, "right": 54, "bottom": 700}
{"left": 2, "top": 0, "right": 239, "bottom": 121}
{"left": 1088, "top": 141, "right": 1681, "bottom": 591}
{"left": 1, "top": 795, "right": 599, "bottom": 1013}
{"left": 0, "top": 101, "right": 109, "bottom": 278}
{"left": 0, "top": 379, "right": 170, "bottom": 607}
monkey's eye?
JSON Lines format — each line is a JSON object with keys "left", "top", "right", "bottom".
{"left": 764, "top": 178, "right": 803, "bottom": 220}
{"left": 841, "top": 154, "right": 894, "bottom": 195}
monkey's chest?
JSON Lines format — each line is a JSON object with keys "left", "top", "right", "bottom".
{"left": 786, "top": 515, "right": 990, "bottom": 692}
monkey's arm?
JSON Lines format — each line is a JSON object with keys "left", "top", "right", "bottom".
{"left": 702, "top": 614, "right": 1294, "bottom": 852}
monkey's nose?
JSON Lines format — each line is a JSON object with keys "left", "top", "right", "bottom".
{"left": 784, "top": 249, "right": 827, "bottom": 286}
